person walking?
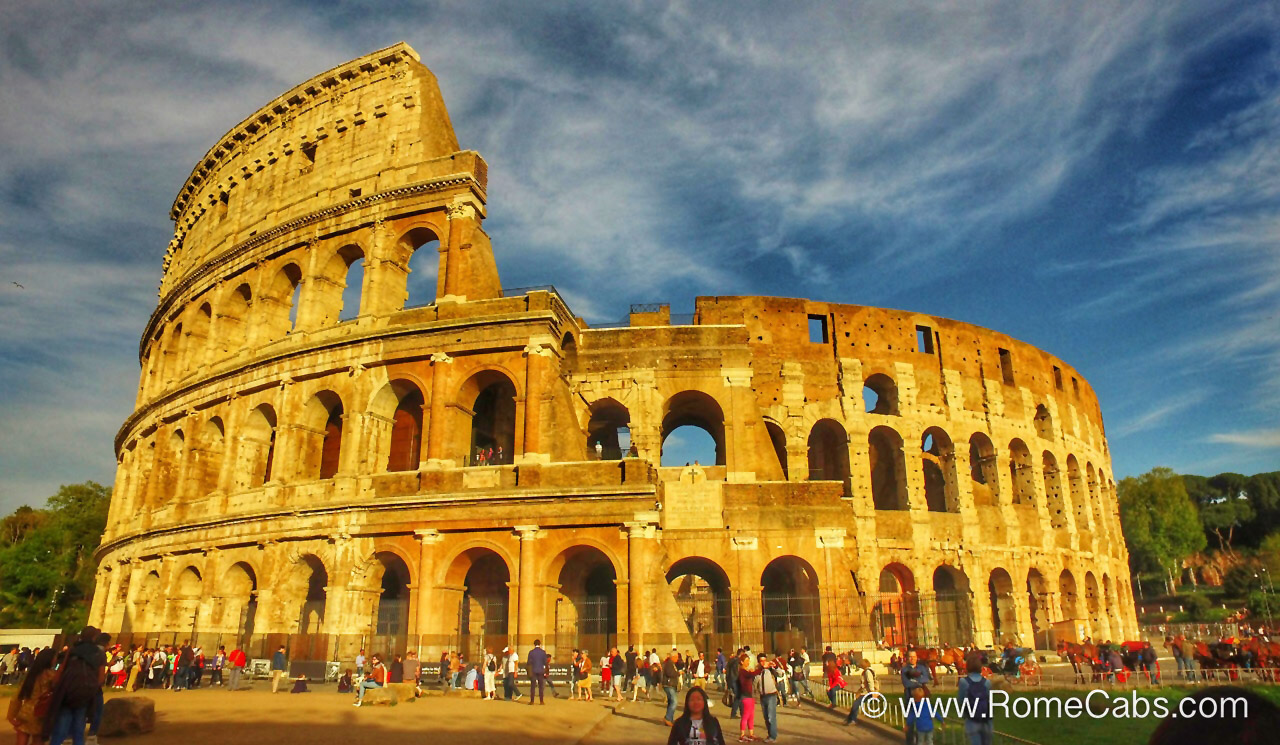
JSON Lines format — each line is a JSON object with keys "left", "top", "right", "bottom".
{"left": 714, "top": 648, "right": 726, "bottom": 689}
{"left": 844, "top": 658, "right": 879, "bottom": 725}
{"left": 6, "top": 648, "right": 55, "bottom": 745}
{"left": 667, "top": 687, "right": 728, "bottom": 745}
{"left": 610, "top": 648, "right": 625, "bottom": 701}
{"left": 691, "top": 652, "right": 708, "bottom": 688}
{"left": 725, "top": 650, "right": 742, "bottom": 719}
{"left": 755, "top": 653, "right": 782, "bottom": 743}
{"left": 662, "top": 649, "right": 681, "bottom": 726}
{"left": 173, "top": 641, "right": 193, "bottom": 692}
{"left": 624, "top": 646, "right": 638, "bottom": 693}
{"left": 270, "top": 646, "right": 288, "bottom": 693}
{"left": 901, "top": 650, "right": 931, "bottom": 694}
{"left": 527, "top": 639, "right": 549, "bottom": 705}
{"left": 956, "top": 655, "right": 993, "bottom": 745}
{"left": 502, "top": 647, "right": 522, "bottom": 701}
{"left": 482, "top": 648, "right": 498, "bottom": 700}
{"left": 736, "top": 652, "right": 762, "bottom": 742}
{"left": 227, "top": 646, "right": 247, "bottom": 691}
{"left": 353, "top": 654, "right": 386, "bottom": 706}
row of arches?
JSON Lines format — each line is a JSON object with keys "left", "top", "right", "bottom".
{"left": 143, "top": 228, "right": 445, "bottom": 394}
{"left": 120, "top": 371, "right": 520, "bottom": 514}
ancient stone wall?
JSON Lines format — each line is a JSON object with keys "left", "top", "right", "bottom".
{"left": 92, "top": 43, "right": 1137, "bottom": 663}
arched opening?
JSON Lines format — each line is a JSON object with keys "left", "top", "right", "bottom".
{"left": 1027, "top": 569, "right": 1050, "bottom": 648}
{"left": 666, "top": 557, "right": 733, "bottom": 652}
{"left": 661, "top": 391, "right": 726, "bottom": 466}
{"left": 863, "top": 373, "right": 899, "bottom": 415}
{"left": 560, "top": 332, "right": 578, "bottom": 372}
{"left": 332, "top": 245, "right": 365, "bottom": 322}
{"left": 1043, "top": 451, "right": 1067, "bottom": 529}
{"left": 186, "top": 303, "right": 212, "bottom": 371}
{"left": 1009, "top": 439, "right": 1035, "bottom": 505}
{"left": 586, "top": 398, "right": 630, "bottom": 461}
{"left": 552, "top": 546, "right": 618, "bottom": 660}
{"left": 1084, "top": 572, "right": 1102, "bottom": 640}
{"left": 466, "top": 372, "right": 517, "bottom": 465}
{"left": 287, "top": 555, "right": 328, "bottom": 644}
{"left": 172, "top": 567, "right": 202, "bottom": 636}
{"left": 1102, "top": 574, "right": 1118, "bottom": 639}
{"left": 968, "top": 432, "right": 999, "bottom": 506}
{"left": 932, "top": 566, "right": 973, "bottom": 646}
{"left": 219, "top": 284, "right": 252, "bottom": 357}
{"left": 130, "top": 571, "right": 162, "bottom": 633}
{"left": 807, "top": 419, "right": 851, "bottom": 495}
{"left": 223, "top": 562, "right": 258, "bottom": 644}
{"left": 300, "top": 391, "right": 344, "bottom": 481}
{"left": 242, "top": 404, "right": 277, "bottom": 488}
{"left": 1034, "top": 404, "right": 1053, "bottom": 440}
{"left": 922, "top": 427, "right": 958, "bottom": 512}
{"left": 164, "top": 323, "right": 183, "bottom": 384}
{"left": 764, "top": 419, "right": 789, "bottom": 479}
{"left": 264, "top": 263, "right": 303, "bottom": 340}
{"left": 761, "top": 556, "right": 822, "bottom": 652}
{"left": 378, "top": 381, "right": 424, "bottom": 473}
{"left": 446, "top": 548, "right": 512, "bottom": 660}
{"left": 869, "top": 426, "right": 908, "bottom": 510}
{"left": 989, "top": 569, "right": 1018, "bottom": 645}
{"left": 372, "top": 552, "right": 411, "bottom": 654}
{"left": 1067, "top": 456, "right": 1088, "bottom": 534}
{"left": 1059, "top": 569, "right": 1080, "bottom": 622}
{"left": 401, "top": 227, "right": 440, "bottom": 309}
{"left": 873, "top": 563, "right": 917, "bottom": 647}
{"left": 160, "top": 429, "right": 186, "bottom": 505}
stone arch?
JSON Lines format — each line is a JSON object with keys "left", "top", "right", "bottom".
{"left": 458, "top": 369, "right": 518, "bottom": 465}
{"left": 875, "top": 562, "right": 918, "bottom": 647}
{"left": 371, "top": 379, "right": 425, "bottom": 472}
{"left": 921, "top": 427, "right": 958, "bottom": 512}
{"left": 869, "top": 425, "right": 908, "bottom": 510}
{"left": 370, "top": 551, "right": 412, "bottom": 652}
{"left": 1102, "top": 573, "right": 1118, "bottom": 641}
{"left": 661, "top": 390, "right": 726, "bottom": 467}
{"left": 932, "top": 564, "right": 973, "bottom": 646}
{"left": 1066, "top": 455, "right": 1089, "bottom": 534}
{"left": 163, "top": 322, "right": 184, "bottom": 385}
{"left": 262, "top": 261, "right": 303, "bottom": 340}
{"left": 130, "top": 570, "right": 163, "bottom": 632}
{"left": 159, "top": 428, "right": 186, "bottom": 506}
{"left": 586, "top": 398, "right": 630, "bottom": 461}
{"left": 1009, "top": 439, "right": 1035, "bottom": 505}
{"left": 1043, "top": 451, "right": 1068, "bottom": 529}
{"left": 1084, "top": 571, "right": 1102, "bottom": 640}
{"left": 1027, "top": 568, "right": 1050, "bottom": 646}
{"left": 1086, "top": 462, "right": 1105, "bottom": 540}
{"left": 666, "top": 556, "right": 733, "bottom": 641}
{"left": 1059, "top": 569, "right": 1080, "bottom": 621}
{"left": 185, "top": 302, "right": 212, "bottom": 372}
{"left": 170, "top": 566, "right": 203, "bottom": 634}
{"left": 807, "top": 418, "right": 850, "bottom": 495}
{"left": 863, "top": 373, "right": 899, "bottom": 415}
{"left": 399, "top": 226, "right": 442, "bottom": 309}
{"left": 445, "top": 547, "right": 512, "bottom": 659}
{"left": 218, "top": 283, "right": 253, "bottom": 358}
{"left": 222, "top": 561, "right": 258, "bottom": 641}
{"left": 299, "top": 390, "right": 345, "bottom": 480}
{"left": 761, "top": 555, "right": 822, "bottom": 652}
{"left": 988, "top": 568, "right": 1018, "bottom": 644}
{"left": 282, "top": 554, "right": 329, "bottom": 636}
{"left": 548, "top": 545, "right": 620, "bottom": 659}
{"left": 968, "top": 432, "right": 999, "bottom": 506}
{"left": 240, "top": 404, "right": 277, "bottom": 488}
{"left": 560, "top": 331, "right": 578, "bottom": 370}
{"left": 764, "top": 418, "right": 789, "bottom": 480}
{"left": 191, "top": 416, "right": 225, "bottom": 497}
{"left": 1034, "top": 404, "right": 1053, "bottom": 440}
{"left": 316, "top": 243, "right": 366, "bottom": 325}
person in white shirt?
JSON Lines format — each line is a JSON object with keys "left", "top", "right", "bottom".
{"left": 502, "top": 647, "right": 522, "bottom": 701}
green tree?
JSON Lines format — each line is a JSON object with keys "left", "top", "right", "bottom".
{"left": 1185, "top": 473, "right": 1254, "bottom": 554}
{"left": 0, "top": 481, "right": 111, "bottom": 629}
{"left": 1119, "top": 467, "right": 1206, "bottom": 594}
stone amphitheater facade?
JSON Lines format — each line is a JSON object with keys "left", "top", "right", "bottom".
{"left": 91, "top": 42, "right": 1138, "bottom": 663}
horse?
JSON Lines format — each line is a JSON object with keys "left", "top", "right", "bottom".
{"left": 1056, "top": 640, "right": 1096, "bottom": 684}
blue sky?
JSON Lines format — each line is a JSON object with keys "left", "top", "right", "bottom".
{"left": 1, "top": 1, "right": 1278, "bottom": 512}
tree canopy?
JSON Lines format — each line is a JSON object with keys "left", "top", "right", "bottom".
{"left": 1119, "top": 467, "right": 1206, "bottom": 593}
{"left": 0, "top": 481, "right": 110, "bottom": 629}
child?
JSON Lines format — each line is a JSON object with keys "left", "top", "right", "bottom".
{"left": 905, "top": 684, "right": 942, "bottom": 745}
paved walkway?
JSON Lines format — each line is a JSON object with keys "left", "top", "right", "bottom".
{"left": 77, "top": 684, "right": 887, "bottom": 745}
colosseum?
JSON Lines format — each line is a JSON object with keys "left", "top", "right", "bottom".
{"left": 91, "top": 42, "right": 1138, "bottom": 666}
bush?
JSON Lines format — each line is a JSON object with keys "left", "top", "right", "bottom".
{"left": 1247, "top": 590, "right": 1278, "bottom": 621}
{"left": 1182, "top": 593, "right": 1212, "bottom": 620}
{"left": 1223, "top": 564, "right": 1260, "bottom": 599}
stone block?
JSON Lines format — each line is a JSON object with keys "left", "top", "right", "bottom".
{"left": 99, "top": 697, "right": 155, "bottom": 737}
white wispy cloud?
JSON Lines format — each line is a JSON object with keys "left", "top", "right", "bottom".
{"left": 1207, "top": 429, "right": 1280, "bottom": 449}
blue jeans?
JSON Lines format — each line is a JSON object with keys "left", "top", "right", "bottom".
{"left": 761, "top": 693, "right": 779, "bottom": 739}
{"left": 89, "top": 688, "right": 104, "bottom": 734}
{"left": 356, "top": 679, "right": 382, "bottom": 701}
{"left": 664, "top": 685, "right": 677, "bottom": 721}
{"left": 794, "top": 677, "right": 814, "bottom": 698}
{"left": 845, "top": 693, "right": 868, "bottom": 723}
{"left": 964, "top": 719, "right": 994, "bottom": 745}
{"left": 730, "top": 682, "right": 743, "bottom": 717}
{"left": 48, "top": 705, "right": 88, "bottom": 745}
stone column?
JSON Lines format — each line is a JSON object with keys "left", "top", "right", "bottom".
{"left": 519, "top": 344, "right": 553, "bottom": 464}
{"left": 625, "top": 522, "right": 652, "bottom": 647}
{"left": 516, "top": 525, "right": 542, "bottom": 647}
{"left": 425, "top": 352, "right": 453, "bottom": 466}
{"left": 412, "top": 529, "right": 442, "bottom": 651}
{"left": 439, "top": 203, "right": 476, "bottom": 302}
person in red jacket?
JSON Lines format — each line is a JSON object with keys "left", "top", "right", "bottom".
{"left": 227, "top": 647, "right": 248, "bottom": 691}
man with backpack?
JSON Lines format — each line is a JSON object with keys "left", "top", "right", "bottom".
{"left": 955, "top": 655, "right": 993, "bottom": 745}
{"left": 45, "top": 626, "right": 107, "bottom": 745}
